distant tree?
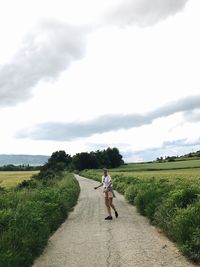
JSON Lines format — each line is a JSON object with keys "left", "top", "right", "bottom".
{"left": 156, "top": 157, "right": 164, "bottom": 163}
{"left": 105, "top": 147, "right": 124, "bottom": 168}
{"left": 95, "top": 150, "right": 111, "bottom": 168}
{"left": 37, "top": 151, "right": 72, "bottom": 179}
{"left": 71, "top": 147, "right": 124, "bottom": 170}
{"left": 167, "top": 156, "right": 176, "bottom": 162}
{"left": 72, "top": 152, "right": 99, "bottom": 171}
{"left": 36, "top": 148, "right": 124, "bottom": 173}
{"left": 48, "top": 151, "right": 71, "bottom": 167}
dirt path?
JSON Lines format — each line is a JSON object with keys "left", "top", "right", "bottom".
{"left": 32, "top": 175, "right": 197, "bottom": 267}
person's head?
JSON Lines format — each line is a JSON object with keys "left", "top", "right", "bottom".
{"left": 103, "top": 168, "right": 108, "bottom": 176}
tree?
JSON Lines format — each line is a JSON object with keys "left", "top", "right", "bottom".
{"left": 48, "top": 151, "right": 71, "bottom": 167}
{"left": 95, "top": 150, "right": 111, "bottom": 168}
{"left": 72, "top": 152, "right": 99, "bottom": 171}
{"left": 71, "top": 147, "right": 124, "bottom": 170}
{"left": 37, "top": 151, "right": 72, "bottom": 179}
{"left": 105, "top": 147, "right": 124, "bottom": 168}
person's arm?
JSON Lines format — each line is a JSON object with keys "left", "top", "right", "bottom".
{"left": 94, "top": 183, "right": 103, "bottom": 190}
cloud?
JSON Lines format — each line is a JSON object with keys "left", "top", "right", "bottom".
{"left": 183, "top": 109, "right": 200, "bottom": 122}
{"left": 105, "top": 0, "right": 189, "bottom": 27}
{"left": 0, "top": 19, "right": 87, "bottom": 107}
{"left": 86, "top": 142, "right": 130, "bottom": 152}
{"left": 0, "top": 1, "right": 190, "bottom": 107}
{"left": 17, "top": 95, "right": 200, "bottom": 141}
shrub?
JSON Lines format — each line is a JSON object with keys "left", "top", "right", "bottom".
{"left": 124, "top": 184, "right": 141, "bottom": 204}
{"left": 170, "top": 201, "right": 200, "bottom": 262}
{"left": 0, "top": 173, "right": 80, "bottom": 267}
{"left": 16, "top": 179, "right": 38, "bottom": 189}
{"left": 154, "top": 187, "right": 199, "bottom": 231}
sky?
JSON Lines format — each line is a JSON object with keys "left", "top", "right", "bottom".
{"left": 0, "top": 0, "right": 200, "bottom": 162}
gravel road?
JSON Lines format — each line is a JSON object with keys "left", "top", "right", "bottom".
{"left": 32, "top": 175, "right": 197, "bottom": 267}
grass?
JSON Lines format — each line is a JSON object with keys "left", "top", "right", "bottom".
{"left": 0, "top": 171, "right": 39, "bottom": 188}
{"left": 80, "top": 167, "right": 200, "bottom": 185}
{"left": 110, "top": 168, "right": 200, "bottom": 184}
{"left": 112, "top": 159, "right": 200, "bottom": 171}
{"left": 0, "top": 171, "right": 80, "bottom": 267}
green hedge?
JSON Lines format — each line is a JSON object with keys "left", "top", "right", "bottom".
{"left": 81, "top": 170, "right": 200, "bottom": 263}
{"left": 0, "top": 172, "right": 80, "bottom": 267}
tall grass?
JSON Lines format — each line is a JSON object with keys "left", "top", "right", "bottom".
{"left": 0, "top": 172, "right": 80, "bottom": 267}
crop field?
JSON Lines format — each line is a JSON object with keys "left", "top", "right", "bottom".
{"left": 81, "top": 160, "right": 200, "bottom": 263}
{"left": 81, "top": 166, "right": 200, "bottom": 184}
{"left": 112, "top": 159, "right": 200, "bottom": 171}
{"left": 0, "top": 171, "right": 39, "bottom": 188}
{"left": 111, "top": 168, "right": 200, "bottom": 184}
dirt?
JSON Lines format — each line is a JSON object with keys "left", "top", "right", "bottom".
{"left": 32, "top": 175, "right": 198, "bottom": 267}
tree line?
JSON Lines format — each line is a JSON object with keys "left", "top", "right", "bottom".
{"left": 0, "top": 148, "right": 124, "bottom": 173}
{"left": 0, "top": 164, "right": 40, "bottom": 171}
{"left": 39, "top": 147, "right": 124, "bottom": 174}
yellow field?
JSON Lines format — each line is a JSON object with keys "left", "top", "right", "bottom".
{"left": 0, "top": 171, "right": 39, "bottom": 188}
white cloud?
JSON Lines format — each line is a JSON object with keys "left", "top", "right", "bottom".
{"left": 16, "top": 95, "right": 200, "bottom": 141}
{"left": 0, "top": 19, "right": 87, "bottom": 106}
{"left": 0, "top": 0, "right": 192, "bottom": 108}
{"left": 105, "top": 0, "right": 189, "bottom": 27}
{"left": 183, "top": 109, "right": 200, "bottom": 123}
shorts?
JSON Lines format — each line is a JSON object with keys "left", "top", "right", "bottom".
{"left": 104, "top": 191, "right": 114, "bottom": 198}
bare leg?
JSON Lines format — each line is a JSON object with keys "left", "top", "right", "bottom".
{"left": 105, "top": 197, "right": 111, "bottom": 216}
{"left": 109, "top": 198, "right": 118, "bottom": 218}
{"left": 109, "top": 198, "right": 116, "bottom": 211}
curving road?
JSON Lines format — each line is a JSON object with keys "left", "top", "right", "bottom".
{"left": 32, "top": 175, "right": 197, "bottom": 267}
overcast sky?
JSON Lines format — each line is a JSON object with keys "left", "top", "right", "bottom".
{"left": 0, "top": 0, "right": 200, "bottom": 162}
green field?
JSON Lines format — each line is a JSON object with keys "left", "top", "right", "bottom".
{"left": 113, "top": 159, "right": 200, "bottom": 171}
{"left": 82, "top": 159, "right": 200, "bottom": 185}
{"left": 81, "top": 159, "right": 200, "bottom": 263}
{"left": 110, "top": 168, "right": 200, "bottom": 184}
{"left": 0, "top": 171, "right": 39, "bottom": 188}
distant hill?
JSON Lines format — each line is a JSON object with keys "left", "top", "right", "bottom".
{"left": 156, "top": 150, "right": 200, "bottom": 163}
{"left": 181, "top": 150, "right": 200, "bottom": 159}
{"left": 0, "top": 154, "right": 49, "bottom": 166}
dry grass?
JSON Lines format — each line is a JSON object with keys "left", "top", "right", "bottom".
{"left": 0, "top": 171, "right": 39, "bottom": 188}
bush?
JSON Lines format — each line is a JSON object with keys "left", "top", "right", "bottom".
{"left": 0, "top": 172, "right": 80, "bottom": 267}
{"left": 154, "top": 187, "right": 199, "bottom": 230}
{"left": 16, "top": 179, "right": 38, "bottom": 189}
{"left": 170, "top": 201, "right": 200, "bottom": 262}
{"left": 125, "top": 184, "right": 140, "bottom": 204}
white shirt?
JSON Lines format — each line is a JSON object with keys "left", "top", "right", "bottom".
{"left": 102, "top": 175, "right": 112, "bottom": 188}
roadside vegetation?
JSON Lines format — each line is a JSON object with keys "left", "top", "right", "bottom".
{"left": 81, "top": 157, "right": 200, "bottom": 263}
{"left": 0, "top": 151, "right": 80, "bottom": 267}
